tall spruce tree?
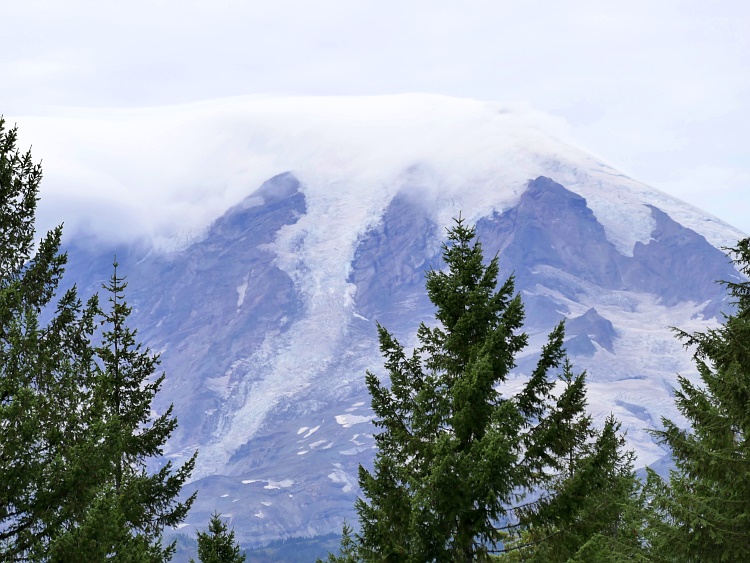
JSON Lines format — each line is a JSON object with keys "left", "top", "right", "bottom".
{"left": 352, "top": 217, "right": 595, "bottom": 562}
{"left": 646, "top": 237, "right": 750, "bottom": 562}
{"left": 0, "top": 117, "right": 101, "bottom": 559}
{"left": 189, "top": 512, "right": 246, "bottom": 563}
{"left": 49, "top": 262, "right": 198, "bottom": 561}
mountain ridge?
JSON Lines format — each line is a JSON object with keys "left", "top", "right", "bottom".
{"left": 57, "top": 160, "right": 744, "bottom": 547}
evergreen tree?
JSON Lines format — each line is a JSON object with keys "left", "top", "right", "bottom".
{"left": 318, "top": 522, "right": 359, "bottom": 563}
{"left": 558, "top": 418, "right": 648, "bottom": 563}
{"left": 647, "top": 237, "right": 750, "bottom": 562}
{"left": 49, "top": 262, "right": 198, "bottom": 561}
{"left": 189, "top": 512, "right": 246, "bottom": 563}
{"left": 352, "top": 217, "right": 595, "bottom": 562}
{"left": 0, "top": 117, "right": 101, "bottom": 559}
{"left": 0, "top": 117, "right": 197, "bottom": 561}
{"left": 503, "top": 412, "right": 648, "bottom": 562}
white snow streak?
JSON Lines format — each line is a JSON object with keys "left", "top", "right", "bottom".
{"left": 303, "top": 425, "right": 320, "bottom": 438}
{"left": 335, "top": 414, "right": 374, "bottom": 428}
{"left": 236, "top": 276, "right": 249, "bottom": 308}
{"left": 327, "top": 463, "right": 357, "bottom": 493}
{"left": 263, "top": 479, "right": 294, "bottom": 490}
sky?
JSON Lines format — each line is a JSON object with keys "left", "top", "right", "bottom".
{"left": 2, "top": 0, "right": 749, "bottom": 237}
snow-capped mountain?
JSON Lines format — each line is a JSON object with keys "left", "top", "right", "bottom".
{"left": 47, "top": 95, "right": 745, "bottom": 547}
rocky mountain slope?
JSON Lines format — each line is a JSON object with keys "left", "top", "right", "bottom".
{"left": 49, "top": 95, "right": 746, "bottom": 547}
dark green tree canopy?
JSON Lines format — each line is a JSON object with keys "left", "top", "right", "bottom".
{"left": 352, "top": 217, "right": 608, "bottom": 562}
{"left": 48, "top": 263, "right": 197, "bottom": 561}
{"left": 1, "top": 117, "right": 195, "bottom": 561}
{"left": 190, "top": 512, "right": 246, "bottom": 563}
{"left": 0, "top": 117, "right": 102, "bottom": 559}
{"left": 648, "top": 237, "right": 750, "bottom": 562}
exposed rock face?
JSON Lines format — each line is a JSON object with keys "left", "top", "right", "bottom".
{"left": 61, "top": 172, "right": 744, "bottom": 547}
{"left": 565, "top": 308, "right": 617, "bottom": 356}
{"left": 477, "top": 176, "right": 737, "bottom": 307}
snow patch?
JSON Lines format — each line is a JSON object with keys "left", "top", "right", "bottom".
{"left": 327, "top": 463, "right": 357, "bottom": 493}
{"left": 303, "top": 425, "right": 320, "bottom": 438}
{"left": 335, "top": 414, "right": 374, "bottom": 428}
{"left": 264, "top": 479, "right": 294, "bottom": 490}
{"left": 236, "top": 275, "right": 249, "bottom": 308}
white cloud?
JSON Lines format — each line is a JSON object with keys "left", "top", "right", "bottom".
{"left": 2, "top": 2, "right": 748, "bottom": 234}
{"left": 12, "top": 95, "right": 577, "bottom": 247}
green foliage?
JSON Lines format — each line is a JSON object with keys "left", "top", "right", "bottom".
{"left": 647, "top": 237, "right": 750, "bottom": 562}
{"left": 0, "top": 117, "right": 101, "bottom": 559}
{"left": 317, "top": 522, "right": 358, "bottom": 563}
{"left": 190, "top": 512, "right": 246, "bottom": 563}
{"left": 0, "top": 118, "right": 195, "bottom": 561}
{"left": 500, "top": 414, "right": 648, "bottom": 562}
{"left": 48, "top": 263, "right": 197, "bottom": 561}
{"left": 349, "top": 217, "right": 612, "bottom": 562}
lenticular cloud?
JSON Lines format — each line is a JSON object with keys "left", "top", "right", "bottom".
{"left": 13, "top": 94, "right": 740, "bottom": 253}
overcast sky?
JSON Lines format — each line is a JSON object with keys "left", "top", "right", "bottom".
{"left": 3, "top": 0, "right": 749, "bottom": 235}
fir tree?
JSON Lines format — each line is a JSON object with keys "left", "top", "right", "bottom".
{"left": 352, "top": 217, "right": 595, "bottom": 562}
{"left": 48, "top": 262, "right": 197, "bottom": 561}
{"left": 647, "top": 237, "right": 750, "bottom": 562}
{"left": 190, "top": 512, "right": 246, "bottom": 563}
{"left": 0, "top": 117, "right": 101, "bottom": 559}
{"left": 505, "top": 412, "right": 647, "bottom": 562}
{"left": 318, "top": 522, "right": 359, "bottom": 563}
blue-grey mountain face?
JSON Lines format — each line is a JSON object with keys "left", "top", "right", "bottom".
{"left": 348, "top": 190, "right": 441, "bottom": 330}
{"left": 62, "top": 173, "right": 742, "bottom": 548}
{"left": 478, "top": 177, "right": 737, "bottom": 307}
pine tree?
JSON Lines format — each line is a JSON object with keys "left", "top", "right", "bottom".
{"left": 647, "top": 237, "right": 750, "bottom": 562}
{"left": 0, "top": 117, "right": 101, "bottom": 559}
{"left": 352, "top": 217, "right": 595, "bottom": 562}
{"left": 48, "top": 262, "right": 197, "bottom": 561}
{"left": 189, "top": 512, "right": 246, "bottom": 563}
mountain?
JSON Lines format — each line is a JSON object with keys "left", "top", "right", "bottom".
{"left": 49, "top": 95, "right": 745, "bottom": 550}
